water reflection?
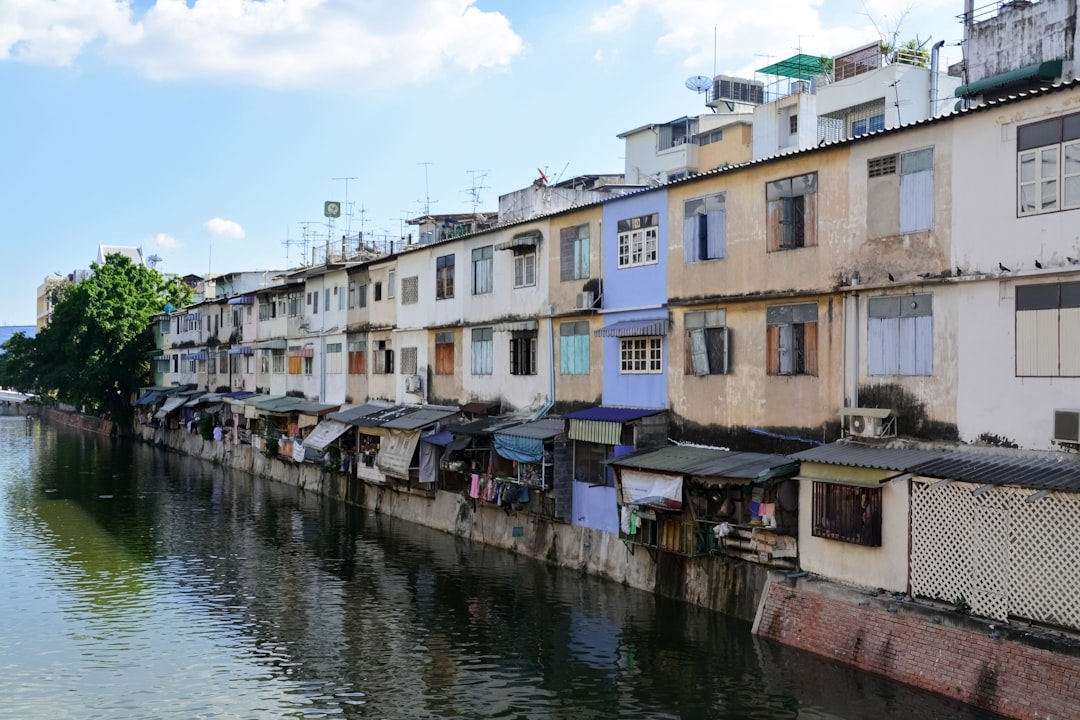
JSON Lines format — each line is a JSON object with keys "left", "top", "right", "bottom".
{"left": 0, "top": 417, "right": 1002, "bottom": 719}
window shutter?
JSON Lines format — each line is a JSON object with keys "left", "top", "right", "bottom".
{"left": 767, "top": 324, "right": 781, "bottom": 374}
{"left": 689, "top": 328, "right": 709, "bottom": 375}
{"left": 804, "top": 322, "right": 819, "bottom": 376}
{"left": 767, "top": 197, "right": 782, "bottom": 252}
{"left": 706, "top": 209, "right": 726, "bottom": 259}
{"left": 683, "top": 215, "right": 698, "bottom": 263}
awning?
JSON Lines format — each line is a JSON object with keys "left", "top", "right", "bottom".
{"left": 135, "top": 390, "right": 163, "bottom": 406}
{"left": 227, "top": 346, "right": 254, "bottom": 355}
{"left": 187, "top": 351, "right": 208, "bottom": 360}
{"left": 594, "top": 318, "right": 669, "bottom": 337}
{"left": 153, "top": 395, "right": 187, "bottom": 420}
{"left": 377, "top": 428, "right": 421, "bottom": 480}
{"left": 620, "top": 468, "right": 683, "bottom": 511}
{"left": 227, "top": 296, "right": 254, "bottom": 305}
{"left": 288, "top": 348, "right": 315, "bottom": 358}
{"left": 495, "top": 230, "right": 541, "bottom": 251}
{"left": 955, "top": 60, "right": 1062, "bottom": 98}
{"left": 381, "top": 406, "right": 459, "bottom": 430}
{"left": 328, "top": 402, "right": 394, "bottom": 425}
{"left": 146, "top": 349, "right": 164, "bottom": 358}
{"left": 422, "top": 431, "right": 471, "bottom": 452}
{"left": 565, "top": 406, "right": 664, "bottom": 445}
{"left": 494, "top": 434, "right": 544, "bottom": 463}
{"left": 302, "top": 419, "right": 352, "bottom": 450}
{"left": 460, "top": 401, "right": 501, "bottom": 416}
{"left": 256, "top": 338, "right": 288, "bottom": 350}
{"left": 494, "top": 320, "right": 538, "bottom": 332}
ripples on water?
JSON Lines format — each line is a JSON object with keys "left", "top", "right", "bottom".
{"left": 0, "top": 416, "right": 1004, "bottom": 719}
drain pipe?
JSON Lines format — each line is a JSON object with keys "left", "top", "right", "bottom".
{"left": 530, "top": 304, "right": 556, "bottom": 421}
{"left": 929, "top": 39, "right": 946, "bottom": 117}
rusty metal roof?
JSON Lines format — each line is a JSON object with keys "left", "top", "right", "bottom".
{"left": 612, "top": 445, "right": 798, "bottom": 482}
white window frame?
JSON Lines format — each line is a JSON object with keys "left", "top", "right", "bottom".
{"left": 619, "top": 336, "right": 662, "bottom": 374}
{"left": 514, "top": 251, "right": 536, "bottom": 288}
{"left": 470, "top": 327, "right": 493, "bottom": 375}
{"left": 867, "top": 294, "right": 933, "bottom": 376}
{"left": 472, "top": 245, "right": 493, "bottom": 294}
{"left": 617, "top": 213, "right": 659, "bottom": 268}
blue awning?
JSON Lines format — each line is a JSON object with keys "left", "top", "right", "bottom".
{"left": 135, "top": 391, "right": 162, "bottom": 406}
{"left": 494, "top": 433, "right": 544, "bottom": 463}
{"left": 227, "top": 346, "right": 254, "bottom": 355}
{"left": 227, "top": 296, "right": 254, "bottom": 305}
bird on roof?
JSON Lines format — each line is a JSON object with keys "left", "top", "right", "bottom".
{"left": 888, "top": 272, "right": 895, "bottom": 282}
{"left": 955, "top": 266, "right": 963, "bottom": 276}
{"left": 1035, "top": 259, "right": 1043, "bottom": 269}
{"left": 999, "top": 262, "right": 1011, "bottom": 272}
{"left": 1068, "top": 257, "right": 1080, "bottom": 265}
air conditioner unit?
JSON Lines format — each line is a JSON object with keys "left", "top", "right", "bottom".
{"left": 404, "top": 374, "right": 422, "bottom": 393}
{"left": 840, "top": 407, "right": 895, "bottom": 439}
{"left": 575, "top": 291, "right": 595, "bottom": 310}
{"left": 1053, "top": 409, "right": 1080, "bottom": 444}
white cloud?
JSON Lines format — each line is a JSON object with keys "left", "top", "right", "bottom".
{"left": 204, "top": 218, "right": 246, "bottom": 240}
{"left": 152, "top": 232, "right": 180, "bottom": 249}
{"left": 0, "top": 0, "right": 523, "bottom": 88}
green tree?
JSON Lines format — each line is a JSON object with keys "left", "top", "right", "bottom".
{"left": 28, "top": 253, "right": 190, "bottom": 425}
{"left": 0, "top": 331, "right": 40, "bottom": 394}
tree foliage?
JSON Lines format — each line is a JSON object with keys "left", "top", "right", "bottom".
{"left": 0, "top": 253, "right": 191, "bottom": 425}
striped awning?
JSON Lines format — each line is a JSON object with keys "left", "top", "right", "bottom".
{"left": 494, "top": 320, "right": 538, "bottom": 332}
{"left": 569, "top": 419, "right": 622, "bottom": 445}
{"left": 226, "top": 295, "right": 254, "bottom": 305}
{"left": 256, "top": 338, "right": 287, "bottom": 350}
{"left": 227, "top": 346, "right": 254, "bottom": 355}
{"left": 594, "top": 318, "right": 669, "bottom": 337}
{"left": 186, "top": 351, "right": 208, "bottom": 360}
{"left": 495, "top": 230, "right": 541, "bottom": 251}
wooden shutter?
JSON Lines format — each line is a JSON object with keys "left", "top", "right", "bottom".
{"left": 804, "top": 321, "right": 819, "bottom": 376}
{"left": 766, "top": 324, "right": 781, "bottom": 374}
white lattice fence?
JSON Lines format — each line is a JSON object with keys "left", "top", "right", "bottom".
{"left": 911, "top": 479, "right": 1080, "bottom": 630}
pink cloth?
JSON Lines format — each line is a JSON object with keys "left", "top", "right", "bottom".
{"left": 469, "top": 473, "right": 481, "bottom": 499}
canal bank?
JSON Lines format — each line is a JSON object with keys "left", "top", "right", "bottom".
{"left": 54, "top": 408, "right": 1079, "bottom": 719}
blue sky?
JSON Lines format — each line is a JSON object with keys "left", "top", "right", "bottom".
{"left": 0, "top": 0, "right": 965, "bottom": 326}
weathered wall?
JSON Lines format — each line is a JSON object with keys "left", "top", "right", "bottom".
{"left": 755, "top": 577, "right": 1080, "bottom": 720}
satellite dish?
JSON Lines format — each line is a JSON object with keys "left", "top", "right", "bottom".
{"left": 163, "top": 303, "right": 174, "bottom": 314}
{"left": 685, "top": 75, "right": 711, "bottom": 93}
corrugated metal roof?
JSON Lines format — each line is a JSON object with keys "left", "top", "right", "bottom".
{"left": 354, "top": 405, "right": 419, "bottom": 427}
{"left": 454, "top": 416, "right": 525, "bottom": 435}
{"left": 790, "top": 443, "right": 945, "bottom": 471}
{"left": 382, "top": 406, "right": 459, "bottom": 430}
{"left": 327, "top": 402, "right": 392, "bottom": 425}
{"left": 792, "top": 442, "right": 1080, "bottom": 491}
{"left": 495, "top": 417, "right": 566, "bottom": 440}
{"left": 292, "top": 401, "right": 340, "bottom": 416}
{"left": 254, "top": 396, "right": 303, "bottom": 413}
{"left": 594, "top": 318, "right": 669, "bottom": 337}
{"left": 563, "top": 406, "right": 665, "bottom": 423}
{"left": 612, "top": 446, "right": 798, "bottom": 481}
{"left": 302, "top": 419, "right": 352, "bottom": 450}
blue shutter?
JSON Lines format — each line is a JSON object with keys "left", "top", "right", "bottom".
{"left": 683, "top": 215, "right": 698, "bottom": 263}
{"left": 706, "top": 208, "right": 726, "bottom": 259}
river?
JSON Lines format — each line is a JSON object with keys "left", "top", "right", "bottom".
{"left": 0, "top": 414, "right": 1003, "bottom": 719}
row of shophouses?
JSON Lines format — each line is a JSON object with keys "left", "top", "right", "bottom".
{"left": 139, "top": 81, "right": 1080, "bottom": 633}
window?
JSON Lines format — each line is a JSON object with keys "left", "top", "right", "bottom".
{"left": 258, "top": 299, "right": 275, "bottom": 321}
{"left": 766, "top": 173, "right": 817, "bottom": 251}
{"left": 812, "top": 483, "right": 881, "bottom": 547}
{"left": 259, "top": 349, "right": 271, "bottom": 375}
{"left": 574, "top": 441, "right": 614, "bottom": 487}
{"left": 1017, "top": 112, "right": 1080, "bottom": 215}
{"left": 617, "top": 213, "right": 659, "bottom": 268}
{"left": 767, "top": 303, "right": 818, "bottom": 376}
{"left": 374, "top": 282, "right": 382, "bottom": 302}
{"left": 514, "top": 250, "right": 536, "bottom": 288}
{"left": 698, "top": 129, "right": 723, "bottom": 146}
{"left": 387, "top": 271, "right": 396, "bottom": 299}
{"left": 401, "top": 276, "right": 419, "bottom": 305}
{"left": 510, "top": 331, "right": 537, "bottom": 375}
{"left": 471, "top": 327, "right": 493, "bottom": 375}
{"left": 559, "top": 321, "right": 590, "bottom": 375}
{"left": 357, "top": 284, "right": 368, "bottom": 308}
{"left": 684, "top": 193, "right": 726, "bottom": 262}
{"left": 685, "top": 310, "right": 730, "bottom": 375}
{"left": 338, "top": 286, "right": 345, "bottom": 311}
{"left": 851, "top": 114, "right": 885, "bottom": 136}
{"left": 435, "top": 331, "right": 454, "bottom": 375}
{"left": 435, "top": 254, "right": 455, "bottom": 299}
{"left": 312, "top": 293, "right": 318, "bottom": 315}
{"left": 326, "top": 342, "right": 343, "bottom": 374}
{"left": 789, "top": 114, "right": 798, "bottom": 134}
{"left": 559, "top": 225, "right": 590, "bottom": 281}
{"left": 218, "top": 351, "right": 228, "bottom": 374}
{"left": 620, "top": 337, "right": 663, "bottom": 374}
{"left": 1016, "top": 282, "right": 1080, "bottom": 376}
{"left": 288, "top": 346, "right": 303, "bottom": 375}
{"left": 867, "top": 148, "right": 934, "bottom": 237}
{"left": 868, "top": 294, "right": 933, "bottom": 376}
{"left": 303, "top": 355, "right": 313, "bottom": 375}
{"left": 271, "top": 349, "right": 285, "bottom": 374}
{"left": 472, "top": 246, "right": 493, "bottom": 294}
{"left": 324, "top": 288, "right": 330, "bottom": 312}
{"left": 372, "top": 339, "right": 393, "bottom": 374}
{"left": 400, "top": 346, "right": 417, "bottom": 375}
{"left": 348, "top": 281, "right": 356, "bottom": 308}
{"left": 348, "top": 339, "right": 366, "bottom": 374}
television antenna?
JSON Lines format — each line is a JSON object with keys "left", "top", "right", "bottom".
{"left": 464, "top": 170, "right": 489, "bottom": 212}
{"left": 418, "top": 161, "right": 436, "bottom": 216}
{"left": 332, "top": 175, "right": 358, "bottom": 234}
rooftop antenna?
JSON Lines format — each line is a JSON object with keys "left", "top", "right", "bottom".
{"left": 332, "top": 175, "right": 358, "bottom": 234}
{"left": 464, "top": 170, "right": 489, "bottom": 213}
{"left": 418, "top": 161, "right": 435, "bottom": 216}
{"left": 685, "top": 74, "right": 711, "bottom": 106}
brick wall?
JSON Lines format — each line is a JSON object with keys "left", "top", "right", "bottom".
{"left": 756, "top": 580, "right": 1080, "bottom": 719}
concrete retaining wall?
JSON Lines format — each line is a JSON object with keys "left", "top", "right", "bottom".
{"left": 755, "top": 577, "right": 1080, "bottom": 719}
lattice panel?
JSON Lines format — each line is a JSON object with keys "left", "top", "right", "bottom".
{"left": 911, "top": 481, "right": 977, "bottom": 612}
{"left": 912, "top": 480, "right": 1080, "bottom": 630}
{"left": 1008, "top": 487, "right": 1080, "bottom": 630}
